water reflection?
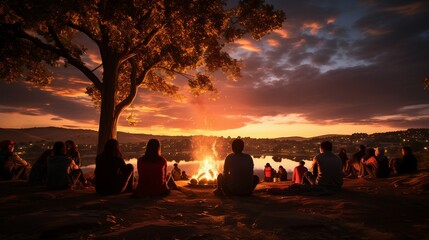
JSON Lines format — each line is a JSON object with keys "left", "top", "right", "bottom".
{"left": 81, "top": 155, "right": 313, "bottom": 179}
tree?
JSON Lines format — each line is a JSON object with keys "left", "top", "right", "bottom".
{"left": 0, "top": 0, "right": 285, "bottom": 153}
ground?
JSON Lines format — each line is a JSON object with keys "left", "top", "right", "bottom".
{"left": 1, "top": 170, "right": 428, "bottom": 240}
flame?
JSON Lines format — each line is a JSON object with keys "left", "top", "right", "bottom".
{"left": 191, "top": 155, "right": 219, "bottom": 181}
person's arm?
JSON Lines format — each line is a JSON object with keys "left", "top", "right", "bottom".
{"left": 311, "top": 158, "right": 317, "bottom": 174}
{"left": 12, "top": 154, "right": 30, "bottom": 167}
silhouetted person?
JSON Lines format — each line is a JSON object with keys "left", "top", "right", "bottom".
{"left": 303, "top": 141, "right": 343, "bottom": 189}
{"left": 66, "top": 140, "right": 81, "bottom": 167}
{"left": 95, "top": 139, "right": 134, "bottom": 195}
{"left": 47, "top": 141, "right": 87, "bottom": 190}
{"left": 0, "top": 140, "right": 31, "bottom": 181}
{"left": 214, "top": 138, "right": 259, "bottom": 196}
{"left": 171, "top": 163, "right": 182, "bottom": 181}
{"left": 390, "top": 147, "right": 418, "bottom": 175}
{"left": 277, "top": 165, "right": 288, "bottom": 181}
{"left": 291, "top": 160, "right": 308, "bottom": 184}
{"left": 264, "top": 163, "right": 274, "bottom": 182}
{"left": 28, "top": 149, "right": 52, "bottom": 186}
{"left": 359, "top": 148, "right": 377, "bottom": 178}
{"left": 134, "top": 139, "right": 170, "bottom": 197}
{"left": 375, "top": 147, "right": 390, "bottom": 178}
{"left": 344, "top": 145, "right": 366, "bottom": 177}
{"left": 181, "top": 170, "right": 189, "bottom": 180}
{"left": 338, "top": 148, "right": 348, "bottom": 174}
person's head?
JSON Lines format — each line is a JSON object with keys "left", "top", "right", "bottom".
{"left": 231, "top": 138, "right": 244, "bottom": 154}
{"left": 145, "top": 139, "right": 161, "bottom": 156}
{"left": 102, "top": 139, "right": 122, "bottom": 158}
{"left": 279, "top": 165, "right": 284, "bottom": 170}
{"left": 299, "top": 160, "right": 305, "bottom": 166}
{"left": 402, "top": 146, "right": 412, "bottom": 156}
{"left": 375, "top": 147, "right": 385, "bottom": 156}
{"left": 174, "top": 163, "right": 178, "bottom": 168}
{"left": 320, "top": 141, "right": 333, "bottom": 153}
{"left": 359, "top": 145, "right": 366, "bottom": 152}
{"left": 0, "top": 140, "right": 15, "bottom": 153}
{"left": 265, "top": 163, "right": 271, "bottom": 167}
{"left": 65, "top": 140, "right": 77, "bottom": 152}
{"left": 365, "top": 148, "right": 376, "bottom": 158}
{"left": 52, "top": 141, "right": 66, "bottom": 156}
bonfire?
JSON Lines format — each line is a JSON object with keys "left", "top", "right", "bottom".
{"left": 189, "top": 155, "right": 219, "bottom": 186}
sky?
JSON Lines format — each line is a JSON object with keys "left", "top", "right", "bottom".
{"left": 1, "top": 0, "right": 429, "bottom": 138}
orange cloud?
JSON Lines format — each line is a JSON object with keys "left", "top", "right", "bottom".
{"left": 234, "top": 39, "right": 261, "bottom": 52}
{"left": 327, "top": 18, "right": 335, "bottom": 24}
{"left": 302, "top": 22, "right": 322, "bottom": 35}
{"left": 266, "top": 39, "right": 280, "bottom": 47}
{"left": 273, "top": 29, "right": 289, "bottom": 38}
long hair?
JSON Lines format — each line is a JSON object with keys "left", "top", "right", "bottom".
{"left": 142, "top": 139, "right": 161, "bottom": 161}
{"left": 65, "top": 140, "right": 78, "bottom": 153}
{"left": 101, "top": 139, "right": 123, "bottom": 158}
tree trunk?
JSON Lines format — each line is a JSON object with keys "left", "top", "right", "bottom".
{"left": 96, "top": 62, "right": 118, "bottom": 154}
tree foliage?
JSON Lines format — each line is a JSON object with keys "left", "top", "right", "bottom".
{"left": 0, "top": 0, "right": 285, "bottom": 152}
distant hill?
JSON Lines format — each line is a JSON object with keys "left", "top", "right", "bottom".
{"left": 0, "top": 127, "right": 172, "bottom": 145}
{"left": 274, "top": 136, "right": 308, "bottom": 141}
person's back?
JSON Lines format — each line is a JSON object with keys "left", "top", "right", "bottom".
{"left": 224, "top": 152, "right": 255, "bottom": 195}
{"left": 171, "top": 164, "right": 182, "bottom": 181}
{"left": 47, "top": 154, "right": 73, "bottom": 189}
{"left": 28, "top": 149, "right": 51, "bottom": 186}
{"left": 136, "top": 155, "right": 168, "bottom": 196}
{"left": 215, "top": 139, "right": 259, "bottom": 196}
{"left": 376, "top": 155, "right": 390, "bottom": 178}
{"left": 292, "top": 162, "right": 308, "bottom": 184}
{"left": 135, "top": 139, "right": 169, "bottom": 197}
{"left": 314, "top": 144, "right": 343, "bottom": 189}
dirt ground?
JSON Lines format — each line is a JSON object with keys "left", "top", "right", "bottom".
{"left": 1, "top": 170, "right": 428, "bottom": 240}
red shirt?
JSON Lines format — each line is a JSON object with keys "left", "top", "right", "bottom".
{"left": 135, "top": 156, "right": 169, "bottom": 197}
{"left": 292, "top": 165, "right": 308, "bottom": 184}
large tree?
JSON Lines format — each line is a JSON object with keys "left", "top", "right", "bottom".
{"left": 0, "top": 0, "right": 285, "bottom": 153}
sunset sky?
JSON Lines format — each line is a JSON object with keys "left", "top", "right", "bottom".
{"left": 1, "top": 0, "right": 428, "bottom": 138}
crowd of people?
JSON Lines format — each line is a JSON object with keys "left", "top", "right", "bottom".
{"left": 0, "top": 137, "right": 421, "bottom": 197}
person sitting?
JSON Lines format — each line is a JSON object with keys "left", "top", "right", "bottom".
{"left": 47, "top": 141, "right": 87, "bottom": 190}
{"left": 338, "top": 148, "right": 348, "bottom": 174}
{"left": 291, "top": 160, "right": 308, "bottom": 184}
{"left": 214, "top": 138, "right": 259, "bottom": 196}
{"left": 28, "top": 149, "right": 52, "bottom": 186}
{"left": 134, "top": 139, "right": 170, "bottom": 197}
{"left": 390, "top": 147, "right": 418, "bottom": 175}
{"left": 303, "top": 141, "right": 343, "bottom": 190}
{"left": 359, "top": 148, "right": 378, "bottom": 178}
{"left": 66, "top": 140, "right": 81, "bottom": 167}
{"left": 344, "top": 145, "right": 366, "bottom": 177}
{"left": 180, "top": 170, "right": 189, "bottom": 180}
{"left": 171, "top": 163, "right": 182, "bottom": 181}
{"left": 375, "top": 147, "right": 390, "bottom": 178}
{"left": 263, "top": 163, "right": 274, "bottom": 182}
{"left": 0, "top": 140, "right": 31, "bottom": 181}
{"left": 95, "top": 139, "right": 134, "bottom": 195}
{"left": 277, "top": 165, "right": 288, "bottom": 181}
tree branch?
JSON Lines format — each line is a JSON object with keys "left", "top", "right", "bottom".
{"left": 66, "top": 22, "right": 102, "bottom": 46}
{"left": 14, "top": 25, "right": 103, "bottom": 90}
{"left": 114, "top": 59, "right": 144, "bottom": 119}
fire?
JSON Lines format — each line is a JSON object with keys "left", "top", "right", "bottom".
{"left": 190, "top": 155, "right": 219, "bottom": 185}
